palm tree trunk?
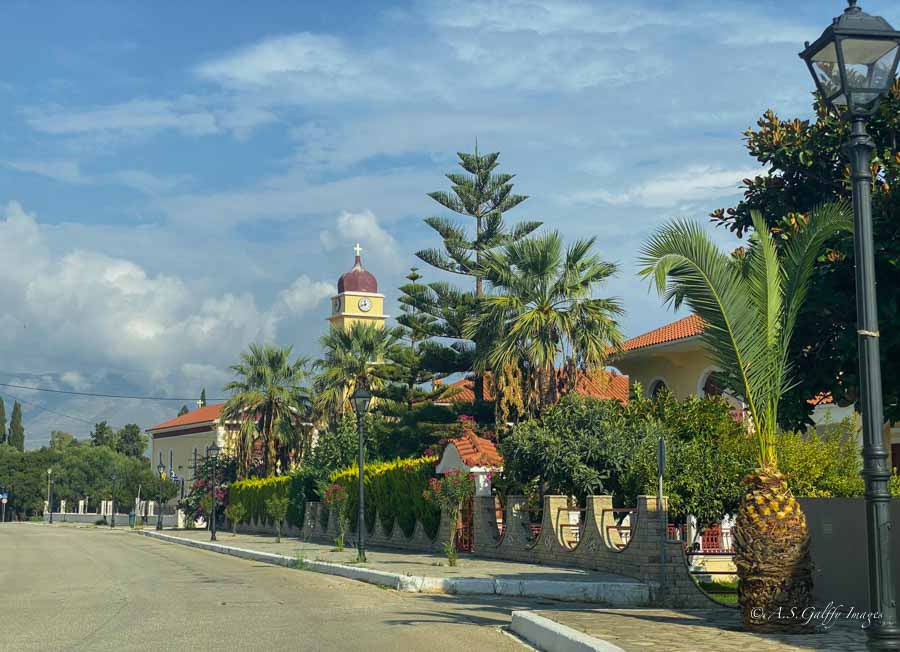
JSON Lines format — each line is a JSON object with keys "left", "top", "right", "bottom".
{"left": 733, "top": 466, "right": 813, "bottom": 631}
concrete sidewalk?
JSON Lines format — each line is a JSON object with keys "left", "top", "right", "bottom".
{"left": 140, "top": 528, "right": 650, "bottom": 606}
{"left": 536, "top": 607, "right": 869, "bottom": 652}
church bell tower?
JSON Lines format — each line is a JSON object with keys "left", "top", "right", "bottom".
{"left": 328, "top": 243, "right": 387, "bottom": 331}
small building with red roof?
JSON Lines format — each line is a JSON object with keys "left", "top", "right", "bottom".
{"left": 436, "top": 418, "right": 503, "bottom": 497}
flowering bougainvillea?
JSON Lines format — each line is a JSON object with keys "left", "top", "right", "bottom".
{"left": 321, "top": 482, "right": 350, "bottom": 550}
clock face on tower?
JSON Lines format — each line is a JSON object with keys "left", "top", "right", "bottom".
{"left": 332, "top": 298, "right": 341, "bottom": 314}
{"left": 358, "top": 297, "right": 372, "bottom": 312}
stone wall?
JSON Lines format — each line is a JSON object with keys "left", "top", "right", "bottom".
{"left": 235, "top": 493, "right": 710, "bottom": 607}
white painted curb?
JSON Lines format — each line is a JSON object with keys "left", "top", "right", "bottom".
{"left": 510, "top": 611, "right": 626, "bottom": 652}
{"left": 138, "top": 531, "right": 649, "bottom": 605}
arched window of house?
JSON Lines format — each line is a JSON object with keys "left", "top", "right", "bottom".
{"left": 702, "top": 372, "right": 724, "bottom": 398}
{"left": 168, "top": 449, "right": 174, "bottom": 471}
{"left": 192, "top": 447, "right": 198, "bottom": 478}
{"left": 650, "top": 379, "right": 668, "bottom": 398}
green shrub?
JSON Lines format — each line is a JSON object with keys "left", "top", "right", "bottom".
{"left": 229, "top": 476, "right": 291, "bottom": 526}
{"left": 331, "top": 456, "right": 440, "bottom": 539}
{"left": 777, "top": 419, "right": 865, "bottom": 497}
{"left": 266, "top": 495, "right": 290, "bottom": 543}
{"left": 423, "top": 470, "right": 475, "bottom": 566}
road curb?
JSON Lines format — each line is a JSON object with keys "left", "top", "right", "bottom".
{"left": 510, "top": 611, "right": 626, "bottom": 652}
{"left": 138, "top": 530, "right": 649, "bottom": 605}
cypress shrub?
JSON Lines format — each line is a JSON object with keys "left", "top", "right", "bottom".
{"left": 331, "top": 456, "right": 440, "bottom": 539}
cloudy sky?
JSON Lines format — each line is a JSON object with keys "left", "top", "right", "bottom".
{"left": 1, "top": 0, "right": 896, "bottom": 446}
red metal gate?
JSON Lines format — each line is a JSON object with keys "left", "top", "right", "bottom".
{"left": 455, "top": 497, "right": 474, "bottom": 552}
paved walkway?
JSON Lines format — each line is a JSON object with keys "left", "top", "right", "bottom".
{"left": 539, "top": 608, "right": 869, "bottom": 651}
{"left": 165, "top": 527, "right": 640, "bottom": 584}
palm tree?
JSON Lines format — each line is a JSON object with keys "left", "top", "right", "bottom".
{"left": 466, "top": 231, "right": 624, "bottom": 414}
{"left": 314, "top": 322, "right": 397, "bottom": 424}
{"left": 221, "top": 344, "right": 312, "bottom": 478}
{"left": 638, "top": 203, "right": 851, "bottom": 630}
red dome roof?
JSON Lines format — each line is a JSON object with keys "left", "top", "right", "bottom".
{"left": 338, "top": 255, "right": 377, "bottom": 293}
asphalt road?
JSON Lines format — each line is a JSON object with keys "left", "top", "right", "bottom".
{"left": 0, "top": 524, "right": 534, "bottom": 652}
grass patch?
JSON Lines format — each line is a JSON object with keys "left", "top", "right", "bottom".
{"left": 698, "top": 579, "right": 738, "bottom": 605}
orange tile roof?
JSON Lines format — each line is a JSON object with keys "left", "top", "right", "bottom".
{"left": 807, "top": 392, "right": 834, "bottom": 406}
{"left": 147, "top": 404, "right": 224, "bottom": 432}
{"left": 621, "top": 314, "right": 705, "bottom": 352}
{"left": 448, "top": 431, "right": 503, "bottom": 468}
{"left": 443, "top": 369, "right": 630, "bottom": 405}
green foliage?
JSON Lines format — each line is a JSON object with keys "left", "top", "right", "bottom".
{"left": 266, "top": 495, "right": 290, "bottom": 541}
{"left": 89, "top": 421, "right": 116, "bottom": 449}
{"left": 229, "top": 476, "right": 291, "bottom": 526}
{"left": 414, "top": 146, "right": 541, "bottom": 397}
{"left": 501, "top": 393, "right": 754, "bottom": 526}
{"left": 776, "top": 419, "right": 866, "bottom": 497}
{"left": 422, "top": 469, "right": 475, "bottom": 566}
{"left": 713, "top": 86, "right": 900, "bottom": 426}
{"left": 331, "top": 456, "right": 441, "bottom": 539}
{"left": 467, "top": 231, "right": 624, "bottom": 415}
{"left": 0, "top": 397, "right": 6, "bottom": 445}
{"left": 8, "top": 401, "right": 24, "bottom": 451}
{"left": 114, "top": 424, "right": 147, "bottom": 458}
{"left": 224, "top": 502, "right": 246, "bottom": 534}
{"left": 321, "top": 482, "right": 350, "bottom": 550}
{"left": 177, "top": 405, "right": 189, "bottom": 417}
{"left": 49, "top": 431, "right": 78, "bottom": 450}
{"left": 314, "top": 322, "right": 398, "bottom": 423}
{"left": 222, "top": 343, "right": 313, "bottom": 478}
{"left": 639, "top": 204, "right": 852, "bottom": 467}
{"left": 0, "top": 441, "right": 176, "bottom": 518}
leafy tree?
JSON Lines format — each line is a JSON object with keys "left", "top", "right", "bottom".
{"left": 89, "top": 421, "right": 116, "bottom": 449}
{"left": 422, "top": 470, "right": 475, "bottom": 566}
{"left": 640, "top": 203, "right": 851, "bottom": 629}
{"left": 222, "top": 344, "right": 312, "bottom": 478}
{"left": 712, "top": 82, "right": 900, "bottom": 426}
{"left": 8, "top": 401, "right": 24, "bottom": 451}
{"left": 177, "top": 405, "right": 189, "bottom": 417}
{"left": 224, "top": 502, "right": 246, "bottom": 536}
{"left": 314, "top": 322, "right": 397, "bottom": 423}
{"left": 308, "top": 413, "right": 358, "bottom": 476}
{"left": 467, "top": 232, "right": 624, "bottom": 414}
{"left": 49, "top": 431, "right": 78, "bottom": 450}
{"left": 266, "top": 495, "right": 289, "bottom": 543}
{"left": 0, "top": 397, "right": 6, "bottom": 445}
{"left": 415, "top": 146, "right": 541, "bottom": 399}
{"left": 115, "top": 424, "right": 148, "bottom": 459}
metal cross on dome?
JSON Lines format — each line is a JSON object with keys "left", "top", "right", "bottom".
{"left": 353, "top": 243, "right": 362, "bottom": 257}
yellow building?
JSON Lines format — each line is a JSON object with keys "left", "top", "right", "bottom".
{"left": 147, "top": 404, "right": 230, "bottom": 486}
{"left": 328, "top": 243, "right": 387, "bottom": 331}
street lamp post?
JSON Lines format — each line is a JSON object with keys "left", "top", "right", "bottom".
{"left": 207, "top": 442, "right": 220, "bottom": 542}
{"left": 349, "top": 386, "right": 372, "bottom": 563}
{"left": 46, "top": 469, "right": 53, "bottom": 525}
{"left": 800, "top": 4, "right": 900, "bottom": 649}
{"left": 156, "top": 463, "right": 166, "bottom": 530}
{"left": 110, "top": 472, "right": 117, "bottom": 528}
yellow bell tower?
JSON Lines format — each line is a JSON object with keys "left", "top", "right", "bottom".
{"left": 328, "top": 243, "right": 387, "bottom": 331}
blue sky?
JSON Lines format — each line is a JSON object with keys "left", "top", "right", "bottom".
{"left": 1, "top": 0, "right": 896, "bottom": 445}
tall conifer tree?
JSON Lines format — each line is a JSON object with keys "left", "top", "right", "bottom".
{"left": 8, "top": 401, "right": 24, "bottom": 451}
{"left": 0, "top": 397, "right": 6, "bottom": 445}
{"left": 416, "top": 146, "right": 541, "bottom": 399}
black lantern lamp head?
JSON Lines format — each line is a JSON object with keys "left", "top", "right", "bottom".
{"left": 350, "top": 386, "right": 372, "bottom": 416}
{"left": 207, "top": 441, "right": 220, "bottom": 460}
{"left": 800, "top": 1, "right": 900, "bottom": 118}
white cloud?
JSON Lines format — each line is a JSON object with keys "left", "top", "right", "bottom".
{"left": 4, "top": 159, "right": 187, "bottom": 195}
{"left": 23, "top": 98, "right": 219, "bottom": 136}
{"left": 275, "top": 275, "right": 334, "bottom": 317}
{"left": 0, "top": 201, "right": 323, "bottom": 404}
{"left": 320, "top": 210, "right": 399, "bottom": 262}
{"left": 569, "top": 165, "right": 763, "bottom": 209}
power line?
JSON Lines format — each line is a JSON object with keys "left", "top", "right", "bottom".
{"left": 0, "top": 382, "right": 222, "bottom": 403}
{"left": 0, "top": 389, "right": 95, "bottom": 427}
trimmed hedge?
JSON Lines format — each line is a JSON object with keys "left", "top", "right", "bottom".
{"left": 229, "top": 476, "right": 291, "bottom": 527}
{"left": 331, "top": 456, "right": 441, "bottom": 539}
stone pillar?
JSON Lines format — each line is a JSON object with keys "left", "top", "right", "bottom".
{"left": 43, "top": 500, "right": 49, "bottom": 514}
{"left": 59, "top": 500, "right": 67, "bottom": 514}
{"left": 78, "top": 500, "right": 85, "bottom": 514}
{"left": 473, "top": 496, "right": 500, "bottom": 551}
